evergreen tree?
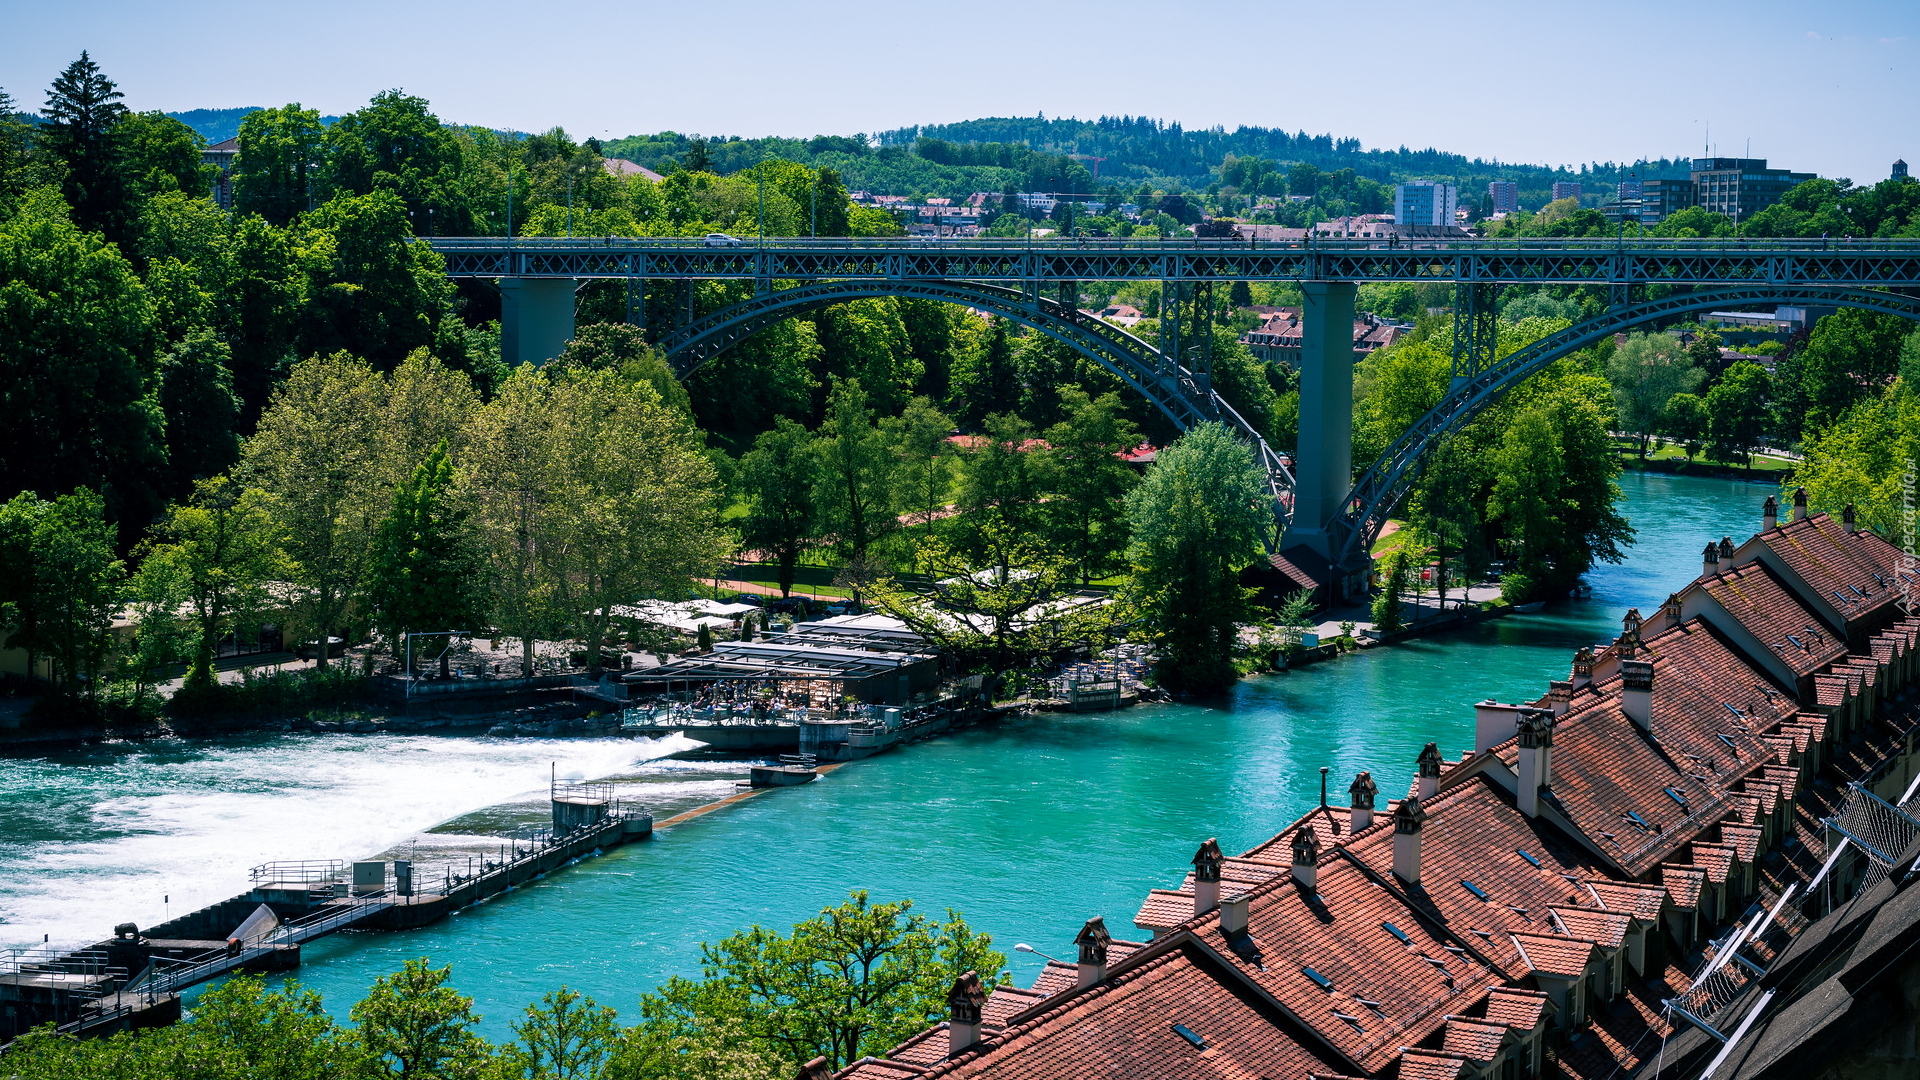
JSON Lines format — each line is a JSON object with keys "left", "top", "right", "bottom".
{"left": 370, "top": 441, "right": 480, "bottom": 676}
{"left": 41, "top": 52, "right": 130, "bottom": 238}
{"left": 950, "top": 317, "right": 1021, "bottom": 429}
{"left": 158, "top": 329, "right": 242, "bottom": 491}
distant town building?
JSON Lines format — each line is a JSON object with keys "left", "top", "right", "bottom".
{"left": 1241, "top": 309, "right": 1408, "bottom": 365}
{"left": 203, "top": 137, "right": 239, "bottom": 210}
{"left": 1895, "top": 159, "right": 1910, "bottom": 181}
{"left": 1488, "top": 181, "right": 1518, "bottom": 215}
{"left": 1601, "top": 176, "right": 1696, "bottom": 227}
{"left": 1617, "top": 178, "right": 1643, "bottom": 201}
{"left": 1689, "top": 157, "right": 1815, "bottom": 222}
{"left": 1393, "top": 180, "right": 1456, "bottom": 227}
{"left": 602, "top": 158, "right": 665, "bottom": 182}
{"left": 1551, "top": 181, "right": 1582, "bottom": 202}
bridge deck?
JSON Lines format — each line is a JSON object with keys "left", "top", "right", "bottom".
{"left": 426, "top": 236, "right": 1920, "bottom": 286}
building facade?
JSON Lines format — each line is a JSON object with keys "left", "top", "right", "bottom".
{"left": 1551, "top": 181, "right": 1582, "bottom": 202}
{"left": 1394, "top": 180, "right": 1457, "bottom": 227}
{"left": 1689, "top": 157, "right": 1815, "bottom": 222}
{"left": 1488, "top": 181, "right": 1519, "bottom": 215}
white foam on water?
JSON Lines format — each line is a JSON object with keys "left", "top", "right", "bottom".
{"left": 0, "top": 732, "right": 705, "bottom": 950}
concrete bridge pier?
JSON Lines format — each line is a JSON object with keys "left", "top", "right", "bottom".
{"left": 499, "top": 277, "right": 578, "bottom": 366}
{"left": 1285, "top": 281, "right": 1358, "bottom": 568}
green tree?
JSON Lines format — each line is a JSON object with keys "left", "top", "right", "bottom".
{"left": 1124, "top": 422, "right": 1272, "bottom": 694}
{"left": 1782, "top": 308, "right": 1908, "bottom": 434}
{"left": 546, "top": 370, "right": 729, "bottom": 673}
{"left": 233, "top": 104, "right": 326, "bottom": 225}
{"left": 548, "top": 323, "right": 692, "bottom": 414}
{"left": 1485, "top": 370, "right": 1631, "bottom": 599}
{"left": 370, "top": 442, "right": 480, "bottom": 674}
{"left": 1372, "top": 550, "right": 1408, "bottom": 632}
{"left": 460, "top": 368, "right": 566, "bottom": 678}
{"left": 493, "top": 987, "right": 618, "bottom": 1080}
{"left": 1406, "top": 433, "right": 1482, "bottom": 611}
{"left": 0, "top": 489, "right": 124, "bottom": 697}
{"left": 117, "top": 111, "right": 214, "bottom": 203}
{"left": 884, "top": 396, "right": 958, "bottom": 538}
{"left": 0, "top": 187, "right": 167, "bottom": 531}
{"left": 1795, "top": 379, "right": 1919, "bottom": 536}
{"left": 1661, "top": 392, "right": 1709, "bottom": 462}
{"left": 814, "top": 299, "right": 919, "bottom": 415}
{"left": 1705, "top": 360, "right": 1773, "bottom": 468}
{"left": 138, "top": 476, "right": 283, "bottom": 690}
{"left": 294, "top": 190, "right": 458, "bottom": 368}
{"left": 1606, "top": 331, "right": 1702, "bottom": 457}
{"left": 1037, "top": 387, "right": 1140, "bottom": 583}
{"left": 158, "top": 328, "right": 243, "bottom": 491}
{"left": 948, "top": 317, "right": 1021, "bottom": 429}
{"left": 603, "top": 1018, "right": 780, "bottom": 1080}
{"left": 242, "top": 353, "right": 388, "bottom": 668}
{"left": 41, "top": 52, "right": 130, "bottom": 238}
{"left": 812, "top": 377, "right": 897, "bottom": 564}
{"left": 1488, "top": 406, "right": 1563, "bottom": 601}
{"left": 955, "top": 412, "right": 1043, "bottom": 554}
{"left": 738, "top": 418, "right": 818, "bottom": 597}
{"left": 0, "top": 86, "right": 44, "bottom": 211}
{"left": 350, "top": 959, "right": 490, "bottom": 1080}
{"left": 643, "top": 891, "right": 1005, "bottom": 1072}
{"left": 324, "top": 90, "right": 472, "bottom": 235}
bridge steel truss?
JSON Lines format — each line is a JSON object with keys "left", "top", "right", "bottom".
{"left": 429, "top": 236, "right": 1920, "bottom": 568}
{"left": 652, "top": 278, "right": 1296, "bottom": 528}
{"left": 428, "top": 237, "right": 1920, "bottom": 290}
{"left": 1332, "top": 285, "right": 1920, "bottom": 569}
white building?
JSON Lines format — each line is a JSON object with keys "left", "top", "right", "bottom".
{"left": 1394, "top": 181, "right": 1457, "bottom": 227}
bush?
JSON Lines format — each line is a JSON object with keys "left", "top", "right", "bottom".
{"left": 166, "top": 666, "right": 370, "bottom": 717}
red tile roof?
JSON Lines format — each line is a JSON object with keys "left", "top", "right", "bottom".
{"left": 854, "top": 941, "right": 1353, "bottom": 1080}
{"left": 1441, "top": 1017, "right": 1509, "bottom": 1062}
{"left": 1509, "top": 932, "right": 1596, "bottom": 978}
{"left": 1583, "top": 880, "right": 1668, "bottom": 924}
{"left": 1549, "top": 907, "right": 1630, "bottom": 949}
{"left": 1396, "top": 1051, "right": 1469, "bottom": 1080}
{"left": 1754, "top": 514, "right": 1903, "bottom": 627}
{"left": 1482, "top": 987, "right": 1549, "bottom": 1031}
{"left": 1660, "top": 866, "right": 1706, "bottom": 909}
{"left": 1695, "top": 561, "right": 1845, "bottom": 677}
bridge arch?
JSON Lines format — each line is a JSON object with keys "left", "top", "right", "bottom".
{"left": 1334, "top": 285, "right": 1920, "bottom": 569}
{"left": 658, "top": 278, "right": 1296, "bottom": 514}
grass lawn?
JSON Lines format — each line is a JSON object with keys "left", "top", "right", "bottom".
{"left": 1620, "top": 440, "right": 1796, "bottom": 475}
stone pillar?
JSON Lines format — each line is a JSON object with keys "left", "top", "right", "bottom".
{"left": 499, "top": 277, "right": 578, "bottom": 367}
{"left": 1290, "top": 281, "right": 1358, "bottom": 556}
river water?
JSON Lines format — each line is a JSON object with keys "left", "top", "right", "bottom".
{"left": 0, "top": 471, "right": 1772, "bottom": 1038}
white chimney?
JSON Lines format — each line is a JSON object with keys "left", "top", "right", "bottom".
{"left": 1701, "top": 541, "right": 1720, "bottom": 580}
{"left": 1792, "top": 486, "right": 1809, "bottom": 522}
{"left": 1516, "top": 710, "right": 1555, "bottom": 818}
{"left": 1547, "top": 680, "right": 1572, "bottom": 717}
{"left": 1762, "top": 494, "right": 1779, "bottom": 531}
{"left": 1393, "top": 797, "right": 1427, "bottom": 884}
{"left": 1571, "top": 647, "right": 1595, "bottom": 690}
{"left": 947, "top": 971, "right": 985, "bottom": 1056}
{"left": 1621, "top": 659, "right": 1655, "bottom": 733}
{"left": 1475, "top": 701, "right": 1527, "bottom": 753}
{"left": 1416, "top": 742, "right": 1442, "bottom": 800}
{"left": 1843, "top": 503, "right": 1858, "bottom": 533}
{"left": 1349, "top": 771, "right": 1379, "bottom": 832}
{"left": 1192, "top": 838, "right": 1224, "bottom": 916}
{"left": 1074, "top": 916, "right": 1111, "bottom": 989}
{"left": 1220, "top": 891, "right": 1251, "bottom": 936}
{"left": 1291, "top": 828, "right": 1321, "bottom": 890}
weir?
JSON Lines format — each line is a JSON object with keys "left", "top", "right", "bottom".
{"left": 0, "top": 784, "right": 652, "bottom": 1045}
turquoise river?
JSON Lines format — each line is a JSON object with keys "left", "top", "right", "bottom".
{"left": 0, "top": 471, "right": 1773, "bottom": 1039}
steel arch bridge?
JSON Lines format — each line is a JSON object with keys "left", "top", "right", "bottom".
{"left": 653, "top": 277, "right": 1297, "bottom": 529}
{"left": 1332, "top": 285, "right": 1920, "bottom": 569}
{"left": 427, "top": 235, "right": 1920, "bottom": 580}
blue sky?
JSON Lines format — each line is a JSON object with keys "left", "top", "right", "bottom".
{"left": 5, "top": 0, "right": 1914, "bottom": 182}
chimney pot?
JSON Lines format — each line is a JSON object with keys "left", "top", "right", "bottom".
{"left": 1719, "top": 536, "right": 1735, "bottom": 560}
{"left": 1291, "top": 828, "right": 1321, "bottom": 890}
{"left": 1547, "top": 680, "right": 1572, "bottom": 716}
{"left": 1702, "top": 541, "right": 1721, "bottom": 580}
{"left": 946, "top": 971, "right": 986, "bottom": 1057}
{"left": 1571, "top": 647, "right": 1595, "bottom": 688}
{"left": 1763, "top": 494, "right": 1779, "bottom": 530}
{"left": 1349, "top": 771, "right": 1379, "bottom": 832}
{"left": 1663, "top": 593, "right": 1684, "bottom": 627}
{"left": 1616, "top": 609, "right": 1645, "bottom": 660}
{"left": 1392, "top": 797, "right": 1427, "bottom": 883}
{"left": 1192, "top": 838, "right": 1224, "bottom": 915}
{"left": 1792, "top": 486, "right": 1809, "bottom": 522}
{"left": 1074, "top": 916, "right": 1111, "bottom": 988}
{"left": 1220, "top": 891, "right": 1252, "bottom": 935}
{"left": 1621, "top": 659, "right": 1655, "bottom": 732}
{"left": 1516, "top": 709, "right": 1555, "bottom": 817}
{"left": 1416, "top": 742, "right": 1443, "bottom": 799}
{"left": 1843, "top": 503, "right": 1858, "bottom": 532}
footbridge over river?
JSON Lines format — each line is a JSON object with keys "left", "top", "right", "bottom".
{"left": 427, "top": 236, "right": 1920, "bottom": 589}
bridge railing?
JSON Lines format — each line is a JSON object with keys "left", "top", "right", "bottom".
{"left": 423, "top": 235, "right": 1920, "bottom": 254}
